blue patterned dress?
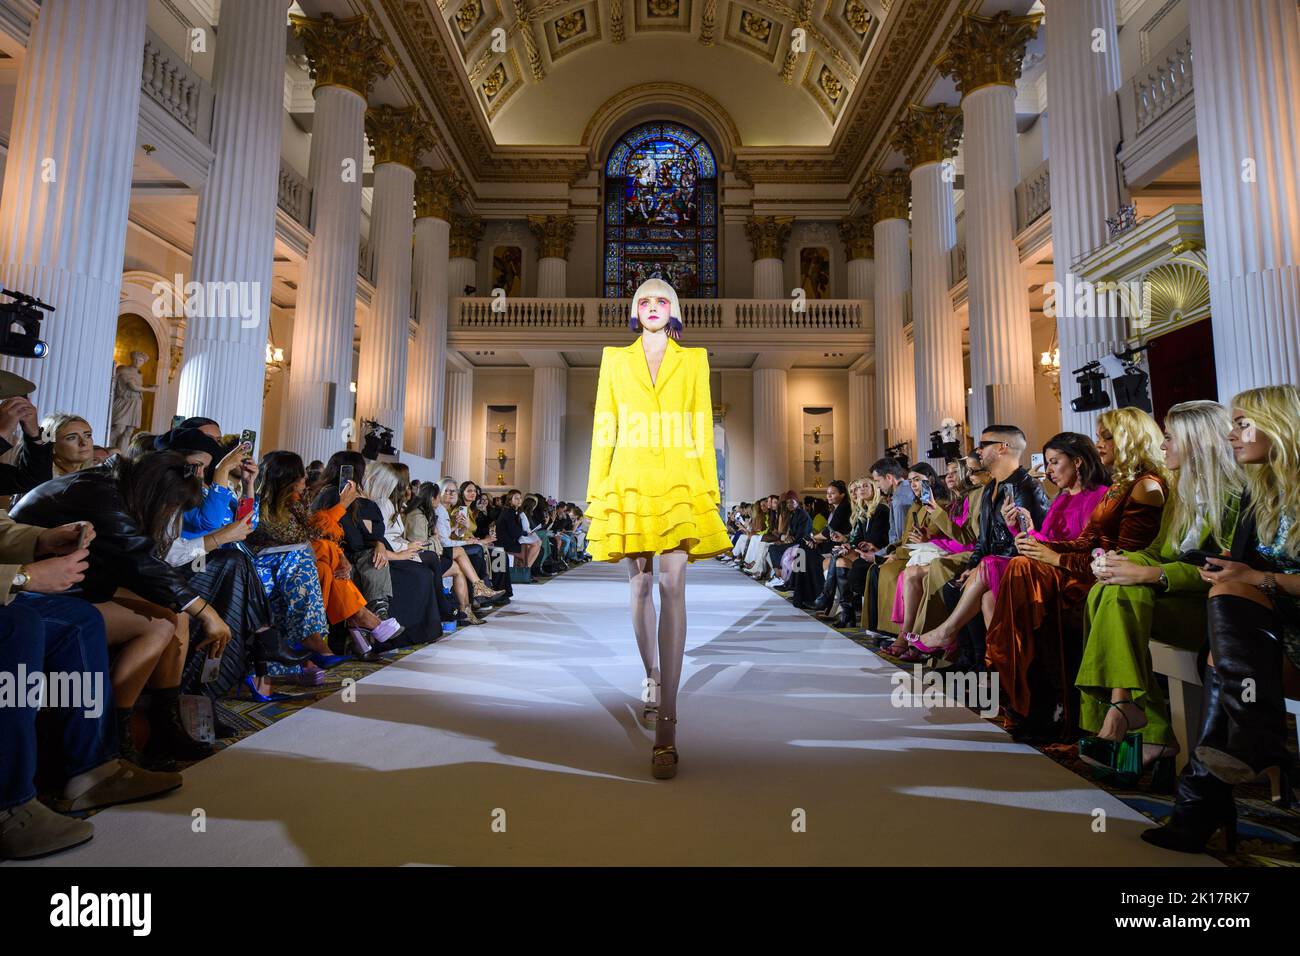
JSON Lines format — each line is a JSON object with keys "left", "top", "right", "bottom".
{"left": 249, "top": 500, "right": 330, "bottom": 676}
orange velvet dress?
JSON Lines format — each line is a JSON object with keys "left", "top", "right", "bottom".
{"left": 984, "top": 473, "right": 1167, "bottom": 733}
{"left": 310, "top": 501, "right": 367, "bottom": 625}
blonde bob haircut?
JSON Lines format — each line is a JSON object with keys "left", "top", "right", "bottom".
{"left": 630, "top": 278, "right": 683, "bottom": 326}
{"left": 1097, "top": 406, "right": 1169, "bottom": 489}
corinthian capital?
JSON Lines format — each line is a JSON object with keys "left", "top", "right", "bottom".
{"left": 290, "top": 13, "right": 394, "bottom": 99}
{"left": 367, "top": 106, "right": 435, "bottom": 169}
{"left": 449, "top": 214, "right": 484, "bottom": 258}
{"left": 416, "top": 168, "right": 461, "bottom": 221}
{"left": 528, "top": 214, "right": 576, "bottom": 259}
{"left": 934, "top": 11, "right": 1042, "bottom": 100}
{"left": 892, "top": 104, "right": 963, "bottom": 171}
{"left": 838, "top": 216, "right": 875, "bottom": 260}
{"left": 863, "top": 169, "right": 911, "bottom": 224}
{"left": 744, "top": 215, "right": 794, "bottom": 260}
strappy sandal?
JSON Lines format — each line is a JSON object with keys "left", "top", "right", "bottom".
{"left": 652, "top": 715, "right": 678, "bottom": 779}
{"left": 1077, "top": 700, "right": 1145, "bottom": 780}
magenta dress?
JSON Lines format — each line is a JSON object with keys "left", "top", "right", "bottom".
{"left": 978, "top": 484, "right": 1109, "bottom": 598}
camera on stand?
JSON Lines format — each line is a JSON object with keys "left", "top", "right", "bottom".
{"left": 0, "top": 288, "right": 54, "bottom": 360}
{"left": 927, "top": 418, "right": 963, "bottom": 461}
{"left": 885, "top": 440, "right": 910, "bottom": 469}
{"left": 1070, "top": 344, "right": 1152, "bottom": 414}
{"left": 360, "top": 418, "right": 396, "bottom": 460}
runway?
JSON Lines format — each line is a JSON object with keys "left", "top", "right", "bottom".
{"left": 17, "top": 558, "right": 1215, "bottom": 866}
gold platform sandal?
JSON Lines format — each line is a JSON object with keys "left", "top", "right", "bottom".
{"left": 651, "top": 716, "right": 678, "bottom": 779}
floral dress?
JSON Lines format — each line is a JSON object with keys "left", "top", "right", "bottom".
{"left": 247, "top": 500, "right": 329, "bottom": 674}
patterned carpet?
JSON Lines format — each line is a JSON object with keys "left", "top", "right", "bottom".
{"left": 782, "top": 583, "right": 1300, "bottom": 867}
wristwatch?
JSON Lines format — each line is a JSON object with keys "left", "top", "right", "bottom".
{"left": 1155, "top": 569, "right": 1170, "bottom": 591}
{"left": 10, "top": 567, "right": 30, "bottom": 594}
{"left": 1258, "top": 572, "right": 1278, "bottom": 597}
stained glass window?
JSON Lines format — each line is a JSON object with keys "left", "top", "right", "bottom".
{"left": 603, "top": 121, "right": 718, "bottom": 300}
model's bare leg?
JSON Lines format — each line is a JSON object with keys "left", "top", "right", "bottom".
{"left": 900, "top": 563, "right": 927, "bottom": 634}
{"left": 916, "top": 562, "right": 990, "bottom": 649}
{"left": 654, "top": 548, "right": 689, "bottom": 750}
{"left": 624, "top": 554, "right": 659, "bottom": 696}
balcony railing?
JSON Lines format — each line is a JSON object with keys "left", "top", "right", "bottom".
{"left": 1015, "top": 160, "right": 1051, "bottom": 232}
{"left": 451, "top": 297, "right": 868, "bottom": 332}
{"left": 1130, "top": 27, "right": 1194, "bottom": 136}
{"left": 277, "top": 160, "right": 312, "bottom": 228}
{"left": 140, "top": 28, "right": 214, "bottom": 142}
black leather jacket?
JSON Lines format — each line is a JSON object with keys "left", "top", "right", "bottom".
{"left": 966, "top": 466, "right": 1051, "bottom": 566}
{"left": 10, "top": 462, "right": 201, "bottom": 610}
{"left": 495, "top": 507, "right": 525, "bottom": 553}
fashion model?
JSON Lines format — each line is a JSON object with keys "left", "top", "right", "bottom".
{"left": 585, "top": 278, "right": 732, "bottom": 779}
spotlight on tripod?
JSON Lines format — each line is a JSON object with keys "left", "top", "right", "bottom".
{"left": 885, "top": 440, "right": 910, "bottom": 469}
{"left": 360, "top": 418, "right": 396, "bottom": 460}
{"left": 1070, "top": 365, "right": 1110, "bottom": 413}
{"left": 1070, "top": 344, "right": 1153, "bottom": 414}
{"left": 0, "top": 288, "right": 54, "bottom": 360}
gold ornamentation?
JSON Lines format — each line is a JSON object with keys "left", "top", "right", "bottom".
{"left": 449, "top": 213, "right": 485, "bottom": 258}
{"left": 818, "top": 66, "right": 843, "bottom": 102}
{"left": 528, "top": 214, "right": 576, "bottom": 259}
{"left": 892, "top": 103, "right": 963, "bottom": 170}
{"left": 648, "top": 0, "right": 679, "bottom": 18}
{"left": 610, "top": 0, "right": 625, "bottom": 43}
{"left": 455, "top": 0, "right": 482, "bottom": 34}
{"left": 482, "top": 62, "right": 507, "bottom": 98}
{"left": 555, "top": 10, "right": 586, "bottom": 40}
{"left": 934, "top": 10, "right": 1043, "bottom": 100}
{"left": 366, "top": 105, "right": 434, "bottom": 169}
{"left": 864, "top": 169, "right": 910, "bottom": 223}
{"left": 838, "top": 216, "right": 874, "bottom": 260}
{"left": 290, "top": 13, "right": 393, "bottom": 98}
{"left": 416, "top": 167, "right": 461, "bottom": 220}
{"left": 512, "top": 1, "right": 545, "bottom": 82}
{"left": 699, "top": 0, "right": 716, "bottom": 45}
{"left": 740, "top": 10, "right": 772, "bottom": 42}
{"left": 744, "top": 216, "right": 794, "bottom": 260}
{"left": 845, "top": 0, "right": 872, "bottom": 35}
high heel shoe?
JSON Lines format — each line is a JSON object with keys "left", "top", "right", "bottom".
{"left": 1078, "top": 701, "right": 1145, "bottom": 780}
{"left": 651, "top": 715, "right": 678, "bottom": 779}
{"left": 462, "top": 605, "right": 486, "bottom": 625}
{"left": 307, "top": 651, "right": 348, "bottom": 668}
{"left": 255, "top": 625, "right": 312, "bottom": 666}
{"left": 471, "top": 579, "right": 505, "bottom": 600}
{"left": 235, "top": 675, "right": 293, "bottom": 703}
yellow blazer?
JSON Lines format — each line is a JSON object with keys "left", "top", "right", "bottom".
{"left": 585, "top": 336, "right": 729, "bottom": 561}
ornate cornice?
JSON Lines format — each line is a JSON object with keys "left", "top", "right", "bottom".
{"left": 528, "top": 214, "right": 576, "bottom": 259}
{"left": 934, "top": 10, "right": 1043, "bottom": 100}
{"left": 415, "top": 167, "right": 461, "bottom": 221}
{"left": 838, "top": 216, "right": 875, "bottom": 260}
{"left": 892, "top": 103, "right": 962, "bottom": 170}
{"left": 367, "top": 105, "right": 435, "bottom": 169}
{"left": 744, "top": 215, "right": 794, "bottom": 260}
{"left": 864, "top": 169, "right": 911, "bottom": 223}
{"left": 290, "top": 13, "right": 393, "bottom": 99}
{"left": 449, "top": 213, "right": 484, "bottom": 258}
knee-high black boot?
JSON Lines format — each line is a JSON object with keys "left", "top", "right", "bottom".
{"left": 810, "top": 560, "right": 838, "bottom": 611}
{"left": 833, "top": 568, "right": 857, "bottom": 628}
{"left": 1195, "top": 594, "right": 1292, "bottom": 788}
{"left": 1142, "top": 664, "right": 1238, "bottom": 853}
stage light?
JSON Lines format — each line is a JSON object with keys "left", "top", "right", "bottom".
{"left": 1070, "top": 367, "right": 1110, "bottom": 413}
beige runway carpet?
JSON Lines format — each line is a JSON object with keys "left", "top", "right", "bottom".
{"left": 16, "top": 559, "right": 1216, "bottom": 866}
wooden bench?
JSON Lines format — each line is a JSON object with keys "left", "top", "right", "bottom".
{"left": 1150, "top": 640, "right": 1300, "bottom": 774}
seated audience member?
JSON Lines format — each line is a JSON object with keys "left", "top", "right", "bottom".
{"left": 832, "top": 478, "right": 891, "bottom": 628}
{"left": 459, "top": 479, "right": 513, "bottom": 595}
{"left": 765, "top": 490, "right": 811, "bottom": 590}
{"left": 1144, "top": 385, "right": 1300, "bottom": 854}
{"left": 870, "top": 462, "right": 946, "bottom": 635}
{"left": 0, "top": 512, "right": 182, "bottom": 859}
{"left": 982, "top": 408, "right": 1168, "bottom": 741}
{"left": 125, "top": 431, "right": 156, "bottom": 461}
{"left": 906, "top": 426, "right": 1051, "bottom": 669}
{"left": 806, "top": 480, "right": 853, "bottom": 614}
{"left": 311, "top": 453, "right": 445, "bottom": 643}
{"left": 1076, "top": 401, "right": 1242, "bottom": 786}
{"left": 12, "top": 411, "right": 97, "bottom": 493}
{"left": 0, "top": 375, "right": 40, "bottom": 494}
{"left": 741, "top": 495, "right": 782, "bottom": 579}
{"left": 11, "top": 451, "right": 233, "bottom": 764}
{"left": 494, "top": 488, "right": 541, "bottom": 581}
{"left": 246, "top": 451, "right": 340, "bottom": 684}
{"left": 435, "top": 477, "right": 506, "bottom": 615}
{"left": 401, "top": 480, "right": 463, "bottom": 621}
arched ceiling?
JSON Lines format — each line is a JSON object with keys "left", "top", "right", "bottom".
{"left": 438, "top": 0, "right": 888, "bottom": 147}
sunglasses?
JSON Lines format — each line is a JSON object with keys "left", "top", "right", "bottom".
{"left": 977, "top": 440, "right": 1006, "bottom": 450}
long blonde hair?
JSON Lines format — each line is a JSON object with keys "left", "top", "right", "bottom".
{"left": 848, "top": 476, "right": 881, "bottom": 526}
{"left": 1232, "top": 384, "right": 1300, "bottom": 558}
{"left": 363, "top": 462, "right": 400, "bottom": 512}
{"left": 1163, "top": 400, "right": 1242, "bottom": 548}
{"left": 1098, "top": 406, "right": 1168, "bottom": 489}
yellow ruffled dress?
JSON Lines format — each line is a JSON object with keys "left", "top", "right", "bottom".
{"left": 584, "top": 337, "right": 732, "bottom": 563}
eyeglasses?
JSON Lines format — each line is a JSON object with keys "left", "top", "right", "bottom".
{"left": 977, "top": 440, "right": 1007, "bottom": 450}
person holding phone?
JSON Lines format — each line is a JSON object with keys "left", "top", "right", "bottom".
{"left": 1143, "top": 385, "right": 1300, "bottom": 853}
{"left": 1073, "top": 401, "right": 1241, "bottom": 789}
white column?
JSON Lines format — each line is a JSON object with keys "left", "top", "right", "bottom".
{"left": 0, "top": 0, "right": 147, "bottom": 436}
{"left": 537, "top": 258, "right": 567, "bottom": 298}
{"left": 529, "top": 366, "right": 566, "bottom": 493}
{"left": 283, "top": 85, "right": 367, "bottom": 463}
{"left": 848, "top": 370, "right": 873, "bottom": 478}
{"left": 1189, "top": 0, "right": 1300, "bottom": 397}
{"left": 1046, "top": 0, "right": 1125, "bottom": 434}
{"left": 449, "top": 257, "right": 477, "bottom": 297}
{"left": 846, "top": 256, "right": 874, "bottom": 301}
{"left": 874, "top": 216, "right": 915, "bottom": 456}
{"left": 407, "top": 215, "right": 449, "bottom": 461}
{"left": 911, "top": 160, "right": 965, "bottom": 455}
{"left": 356, "top": 160, "right": 415, "bottom": 450}
{"left": 752, "top": 368, "right": 788, "bottom": 492}
{"left": 175, "top": 0, "right": 286, "bottom": 433}
{"left": 962, "top": 84, "right": 1036, "bottom": 439}
{"left": 443, "top": 366, "right": 473, "bottom": 480}
{"left": 753, "top": 259, "right": 783, "bottom": 298}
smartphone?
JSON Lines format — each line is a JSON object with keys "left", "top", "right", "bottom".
{"left": 339, "top": 463, "right": 354, "bottom": 493}
{"left": 1178, "top": 549, "right": 1228, "bottom": 569}
{"left": 239, "top": 429, "right": 257, "bottom": 458}
{"left": 76, "top": 520, "right": 92, "bottom": 550}
{"left": 171, "top": 414, "right": 185, "bottom": 431}
{"left": 236, "top": 497, "right": 254, "bottom": 522}
{"left": 1017, "top": 513, "right": 1031, "bottom": 535}
{"left": 200, "top": 654, "right": 222, "bottom": 684}
{"left": 1031, "top": 453, "right": 1045, "bottom": 472}
{"left": 918, "top": 480, "right": 933, "bottom": 506}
